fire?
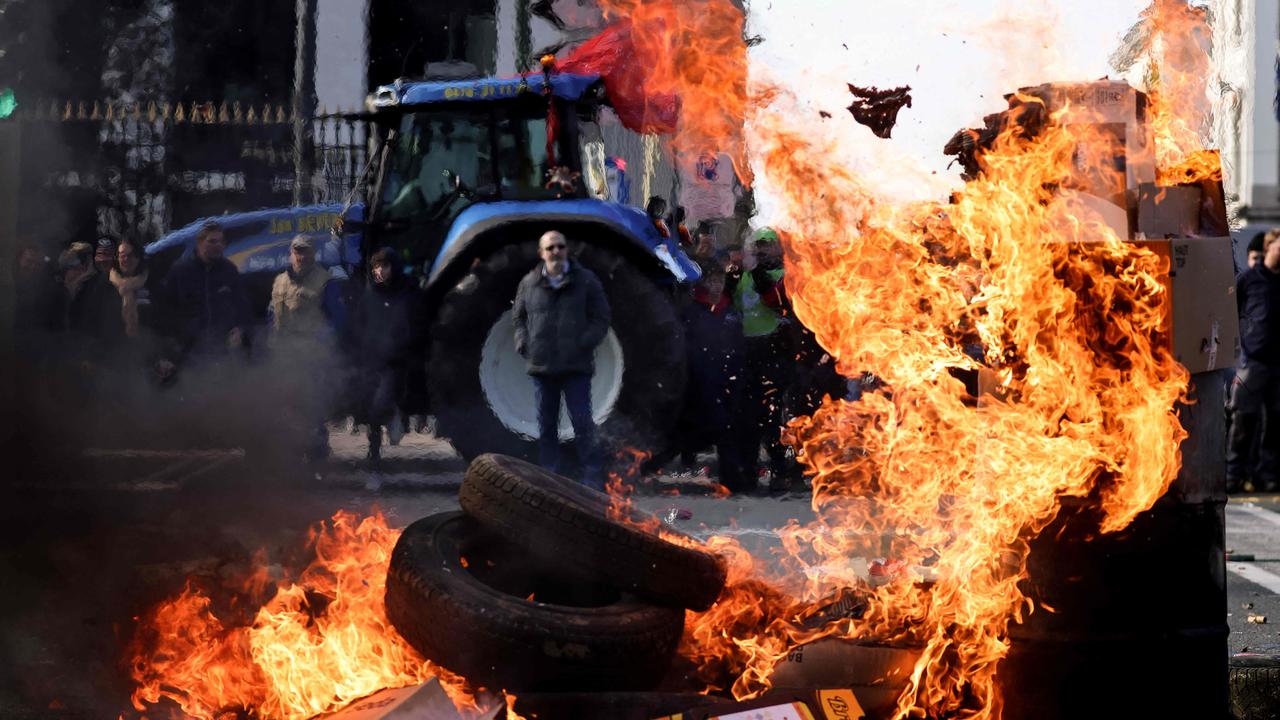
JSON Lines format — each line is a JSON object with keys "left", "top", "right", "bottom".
{"left": 636, "top": 0, "right": 1200, "bottom": 717}
{"left": 504, "top": 693, "right": 528, "bottom": 720}
{"left": 1130, "top": 0, "right": 1218, "bottom": 184}
{"left": 759, "top": 114, "right": 1188, "bottom": 716}
{"left": 128, "top": 511, "right": 479, "bottom": 719}
{"left": 605, "top": 446, "right": 655, "bottom": 529}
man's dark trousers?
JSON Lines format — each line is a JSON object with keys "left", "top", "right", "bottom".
{"left": 533, "top": 372, "right": 601, "bottom": 488}
{"left": 1227, "top": 357, "right": 1280, "bottom": 491}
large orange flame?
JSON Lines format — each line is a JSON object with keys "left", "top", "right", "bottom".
{"left": 128, "top": 511, "right": 484, "bottom": 719}
{"left": 647, "top": 0, "right": 1197, "bottom": 717}
{"left": 1135, "top": 0, "right": 1219, "bottom": 184}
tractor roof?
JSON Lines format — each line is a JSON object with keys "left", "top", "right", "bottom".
{"left": 370, "top": 73, "right": 603, "bottom": 110}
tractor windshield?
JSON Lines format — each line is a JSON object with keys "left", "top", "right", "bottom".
{"left": 379, "top": 103, "right": 566, "bottom": 222}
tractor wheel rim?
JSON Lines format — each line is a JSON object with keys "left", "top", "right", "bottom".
{"left": 479, "top": 309, "right": 624, "bottom": 439}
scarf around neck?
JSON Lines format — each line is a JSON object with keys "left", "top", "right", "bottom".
{"left": 109, "top": 267, "right": 149, "bottom": 338}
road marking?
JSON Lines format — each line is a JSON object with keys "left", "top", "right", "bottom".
{"left": 173, "top": 453, "right": 240, "bottom": 485}
{"left": 84, "top": 448, "right": 245, "bottom": 459}
{"left": 689, "top": 527, "right": 781, "bottom": 539}
{"left": 130, "top": 456, "right": 200, "bottom": 487}
{"left": 1233, "top": 502, "right": 1280, "bottom": 529}
{"left": 1227, "top": 561, "right": 1280, "bottom": 595}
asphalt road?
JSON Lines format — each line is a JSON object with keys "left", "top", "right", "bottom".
{"left": 1226, "top": 494, "right": 1280, "bottom": 656}
{"left": 1, "top": 429, "right": 1276, "bottom": 718}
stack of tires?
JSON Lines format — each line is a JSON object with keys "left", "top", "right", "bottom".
{"left": 385, "top": 453, "right": 728, "bottom": 693}
{"left": 1230, "top": 654, "right": 1280, "bottom": 720}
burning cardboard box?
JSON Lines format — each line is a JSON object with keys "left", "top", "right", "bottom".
{"left": 1022, "top": 81, "right": 1156, "bottom": 212}
{"left": 1029, "top": 82, "right": 1238, "bottom": 375}
{"left": 652, "top": 688, "right": 866, "bottom": 720}
{"left": 1137, "top": 235, "right": 1239, "bottom": 374}
{"left": 316, "top": 680, "right": 501, "bottom": 720}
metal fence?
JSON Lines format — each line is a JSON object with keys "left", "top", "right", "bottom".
{"left": 6, "top": 99, "right": 371, "bottom": 251}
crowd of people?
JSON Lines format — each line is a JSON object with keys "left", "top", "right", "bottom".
{"left": 672, "top": 219, "right": 847, "bottom": 495}
{"left": 30, "top": 211, "right": 1274, "bottom": 499}
{"left": 11, "top": 221, "right": 428, "bottom": 468}
{"left": 11, "top": 213, "right": 851, "bottom": 496}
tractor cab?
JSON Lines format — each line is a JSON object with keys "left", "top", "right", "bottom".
{"left": 364, "top": 73, "right": 602, "bottom": 275}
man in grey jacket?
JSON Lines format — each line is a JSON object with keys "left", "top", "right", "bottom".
{"left": 512, "top": 231, "right": 612, "bottom": 487}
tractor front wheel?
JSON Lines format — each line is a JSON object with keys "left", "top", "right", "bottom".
{"left": 427, "top": 242, "right": 686, "bottom": 470}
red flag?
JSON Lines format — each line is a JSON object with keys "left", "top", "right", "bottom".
{"left": 558, "top": 20, "right": 679, "bottom": 134}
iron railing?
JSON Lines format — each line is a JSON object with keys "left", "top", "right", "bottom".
{"left": 5, "top": 99, "right": 372, "bottom": 249}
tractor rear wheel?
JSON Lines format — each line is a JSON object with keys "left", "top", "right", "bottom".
{"left": 427, "top": 242, "right": 686, "bottom": 468}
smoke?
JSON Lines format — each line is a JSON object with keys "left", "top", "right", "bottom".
{"left": 745, "top": 0, "right": 1152, "bottom": 221}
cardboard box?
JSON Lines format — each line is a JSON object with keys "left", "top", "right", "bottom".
{"left": 1022, "top": 81, "right": 1156, "bottom": 217}
{"left": 652, "top": 689, "right": 866, "bottom": 720}
{"left": 1051, "top": 189, "right": 1130, "bottom": 241}
{"left": 1137, "top": 183, "right": 1202, "bottom": 238}
{"left": 1135, "top": 236, "right": 1239, "bottom": 374}
{"left": 318, "top": 680, "right": 501, "bottom": 720}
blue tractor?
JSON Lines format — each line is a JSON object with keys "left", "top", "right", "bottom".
{"left": 148, "top": 71, "right": 700, "bottom": 463}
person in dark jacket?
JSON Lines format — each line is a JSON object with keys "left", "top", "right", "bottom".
{"left": 681, "top": 264, "right": 748, "bottom": 491}
{"left": 1227, "top": 230, "right": 1280, "bottom": 492}
{"left": 346, "top": 246, "right": 424, "bottom": 466}
{"left": 159, "top": 221, "right": 250, "bottom": 366}
{"left": 1225, "top": 230, "right": 1271, "bottom": 483}
{"left": 512, "top": 231, "right": 611, "bottom": 487}
{"left": 61, "top": 239, "right": 126, "bottom": 360}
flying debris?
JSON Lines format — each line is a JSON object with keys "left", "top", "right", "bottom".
{"left": 845, "top": 84, "right": 912, "bottom": 139}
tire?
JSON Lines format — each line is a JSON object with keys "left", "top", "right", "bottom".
{"left": 427, "top": 241, "right": 687, "bottom": 466}
{"left": 1230, "top": 654, "right": 1280, "bottom": 720}
{"left": 458, "top": 453, "right": 727, "bottom": 611}
{"left": 385, "top": 511, "right": 686, "bottom": 692}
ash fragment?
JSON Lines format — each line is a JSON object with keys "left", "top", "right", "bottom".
{"left": 846, "top": 84, "right": 912, "bottom": 139}
{"left": 798, "top": 587, "right": 868, "bottom": 630}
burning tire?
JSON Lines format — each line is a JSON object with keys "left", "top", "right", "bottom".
{"left": 384, "top": 511, "right": 685, "bottom": 692}
{"left": 427, "top": 241, "right": 686, "bottom": 466}
{"left": 1230, "top": 654, "right": 1280, "bottom": 720}
{"left": 458, "top": 453, "right": 727, "bottom": 611}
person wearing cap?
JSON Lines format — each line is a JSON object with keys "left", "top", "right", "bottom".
{"left": 93, "top": 237, "right": 116, "bottom": 274}
{"left": 268, "top": 234, "right": 339, "bottom": 461}
{"left": 731, "top": 227, "right": 797, "bottom": 493}
{"left": 269, "top": 234, "right": 334, "bottom": 345}
{"left": 1247, "top": 231, "right": 1269, "bottom": 270}
{"left": 160, "top": 220, "right": 251, "bottom": 364}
